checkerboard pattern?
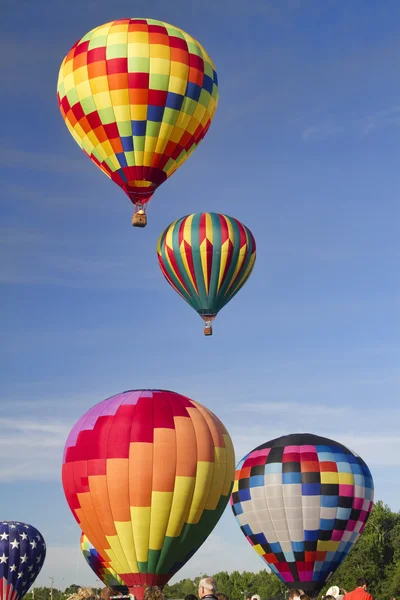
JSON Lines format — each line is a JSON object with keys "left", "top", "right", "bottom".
{"left": 157, "top": 212, "right": 256, "bottom": 317}
{"left": 63, "top": 390, "right": 234, "bottom": 600}
{"left": 57, "top": 18, "right": 218, "bottom": 208}
{"left": 81, "top": 533, "right": 128, "bottom": 592}
{"left": 230, "top": 434, "right": 374, "bottom": 594}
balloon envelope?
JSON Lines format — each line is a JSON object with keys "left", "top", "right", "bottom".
{"left": 57, "top": 19, "right": 218, "bottom": 223}
{"left": 157, "top": 212, "right": 256, "bottom": 334}
{"left": 0, "top": 521, "right": 46, "bottom": 600}
{"left": 63, "top": 389, "right": 234, "bottom": 599}
{"left": 230, "top": 433, "right": 374, "bottom": 595}
{"left": 81, "top": 533, "right": 128, "bottom": 593}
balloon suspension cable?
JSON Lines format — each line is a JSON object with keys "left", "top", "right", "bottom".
{"left": 132, "top": 204, "right": 147, "bottom": 228}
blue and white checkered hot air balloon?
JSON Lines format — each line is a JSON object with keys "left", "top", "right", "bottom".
{"left": 0, "top": 521, "right": 46, "bottom": 600}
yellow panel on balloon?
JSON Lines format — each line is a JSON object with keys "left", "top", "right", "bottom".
{"left": 150, "top": 58, "right": 171, "bottom": 75}
{"left": 187, "top": 461, "right": 214, "bottom": 524}
{"left": 93, "top": 92, "right": 113, "bottom": 111}
{"left": 338, "top": 472, "right": 354, "bottom": 485}
{"left": 149, "top": 491, "right": 174, "bottom": 550}
{"left": 130, "top": 105, "right": 148, "bottom": 120}
{"left": 107, "top": 32, "right": 128, "bottom": 45}
{"left": 205, "top": 447, "right": 226, "bottom": 510}
{"left": 113, "top": 105, "right": 131, "bottom": 122}
{"left": 114, "top": 521, "right": 139, "bottom": 572}
{"left": 130, "top": 506, "right": 151, "bottom": 564}
{"left": 317, "top": 540, "right": 340, "bottom": 552}
{"left": 168, "top": 73, "right": 188, "bottom": 94}
{"left": 165, "top": 476, "right": 196, "bottom": 538}
{"left": 105, "top": 534, "right": 131, "bottom": 572}
{"left": 222, "top": 434, "right": 235, "bottom": 495}
{"left": 320, "top": 472, "right": 339, "bottom": 484}
{"left": 253, "top": 544, "right": 264, "bottom": 556}
{"left": 110, "top": 90, "right": 129, "bottom": 107}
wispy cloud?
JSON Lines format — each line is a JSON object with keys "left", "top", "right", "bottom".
{"left": 301, "top": 106, "right": 400, "bottom": 141}
{"left": 0, "top": 147, "right": 90, "bottom": 175}
{"left": 0, "top": 226, "right": 161, "bottom": 289}
{"left": 228, "top": 400, "right": 400, "bottom": 469}
{"left": 0, "top": 418, "right": 68, "bottom": 481}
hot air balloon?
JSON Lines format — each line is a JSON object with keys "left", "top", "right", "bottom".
{"left": 62, "top": 389, "right": 235, "bottom": 600}
{"left": 157, "top": 212, "right": 256, "bottom": 335}
{"left": 57, "top": 18, "right": 218, "bottom": 228}
{"left": 81, "top": 533, "right": 128, "bottom": 593}
{"left": 0, "top": 521, "right": 46, "bottom": 600}
{"left": 230, "top": 434, "right": 374, "bottom": 597}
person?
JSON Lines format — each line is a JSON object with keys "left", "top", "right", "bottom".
{"left": 67, "top": 589, "right": 97, "bottom": 600}
{"left": 198, "top": 577, "right": 218, "bottom": 600}
{"left": 343, "top": 579, "right": 373, "bottom": 600}
{"left": 323, "top": 596, "right": 336, "bottom": 600}
{"left": 288, "top": 591, "right": 302, "bottom": 600}
{"left": 186, "top": 595, "right": 198, "bottom": 600}
{"left": 144, "top": 587, "right": 165, "bottom": 600}
{"left": 216, "top": 594, "right": 229, "bottom": 600}
{"left": 300, "top": 595, "right": 310, "bottom": 600}
{"left": 251, "top": 595, "right": 260, "bottom": 600}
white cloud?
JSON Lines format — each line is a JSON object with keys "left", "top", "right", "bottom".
{"left": 301, "top": 105, "right": 400, "bottom": 141}
{"left": 0, "top": 418, "right": 68, "bottom": 481}
{"left": 0, "top": 226, "right": 161, "bottom": 288}
{"left": 0, "top": 147, "right": 89, "bottom": 175}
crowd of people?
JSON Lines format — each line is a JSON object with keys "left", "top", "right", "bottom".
{"left": 70, "top": 575, "right": 385, "bottom": 600}
{"left": 155, "top": 576, "right": 377, "bottom": 600}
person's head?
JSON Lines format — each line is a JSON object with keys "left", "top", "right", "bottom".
{"left": 216, "top": 594, "right": 229, "bottom": 600}
{"left": 198, "top": 577, "right": 217, "bottom": 599}
{"left": 300, "top": 595, "right": 310, "bottom": 600}
{"left": 356, "top": 579, "right": 369, "bottom": 591}
{"left": 288, "top": 591, "right": 302, "bottom": 600}
{"left": 144, "top": 587, "right": 165, "bottom": 600}
{"left": 185, "top": 595, "right": 198, "bottom": 600}
{"left": 324, "top": 596, "right": 336, "bottom": 600}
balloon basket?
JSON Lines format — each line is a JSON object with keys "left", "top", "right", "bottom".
{"left": 202, "top": 316, "right": 215, "bottom": 336}
{"left": 132, "top": 212, "right": 147, "bottom": 228}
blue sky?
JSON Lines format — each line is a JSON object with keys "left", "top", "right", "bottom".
{"left": 1, "top": 0, "right": 400, "bottom": 590}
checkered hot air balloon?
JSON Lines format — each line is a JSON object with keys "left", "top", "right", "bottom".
{"left": 80, "top": 533, "right": 128, "bottom": 593}
{"left": 57, "top": 18, "right": 218, "bottom": 228}
{"left": 62, "top": 389, "right": 235, "bottom": 600}
{"left": 230, "top": 434, "right": 374, "bottom": 596}
{"left": 157, "top": 212, "right": 256, "bottom": 335}
{"left": 0, "top": 521, "right": 46, "bottom": 600}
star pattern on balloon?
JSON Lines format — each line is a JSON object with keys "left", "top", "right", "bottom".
{"left": 0, "top": 521, "right": 46, "bottom": 600}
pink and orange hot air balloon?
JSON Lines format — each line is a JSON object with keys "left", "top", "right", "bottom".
{"left": 62, "top": 389, "right": 234, "bottom": 599}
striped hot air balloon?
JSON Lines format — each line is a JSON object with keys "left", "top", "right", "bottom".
{"left": 62, "top": 389, "right": 235, "bottom": 600}
{"left": 157, "top": 212, "right": 256, "bottom": 335}
{"left": 57, "top": 18, "right": 219, "bottom": 227}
